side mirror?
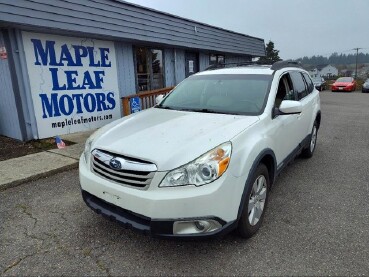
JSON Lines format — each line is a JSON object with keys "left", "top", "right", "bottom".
{"left": 156, "top": 94, "right": 164, "bottom": 104}
{"left": 276, "top": 100, "right": 302, "bottom": 115}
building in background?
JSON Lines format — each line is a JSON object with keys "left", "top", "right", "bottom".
{"left": 309, "top": 64, "right": 338, "bottom": 78}
{"left": 0, "top": 0, "right": 265, "bottom": 141}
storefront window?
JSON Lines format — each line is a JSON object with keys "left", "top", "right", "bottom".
{"left": 136, "top": 47, "right": 164, "bottom": 92}
{"left": 209, "top": 54, "right": 225, "bottom": 65}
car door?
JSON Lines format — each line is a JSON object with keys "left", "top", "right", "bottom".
{"left": 290, "top": 71, "right": 315, "bottom": 143}
{"left": 302, "top": 72, "right": 318, "bottom": 135}
{"left": 269, "top": 73, "right": 301, "bottom": 165}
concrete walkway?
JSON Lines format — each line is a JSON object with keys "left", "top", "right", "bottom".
{"left": 0, "top": 130, "right": 93, "bottom": 191}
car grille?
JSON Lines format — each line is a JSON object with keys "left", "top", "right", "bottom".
{"left": 91, "top": 149, "right": 157, "bottom": 188}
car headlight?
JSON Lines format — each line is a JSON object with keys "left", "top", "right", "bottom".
{"left": 83, "top": 128, "right": 105, "bottom": 162}
{"left": 364, "top": 83, "right": 369, "bottom": 88}
{"left": 83, "top": 136, "right": 94, "bottom": 162}
{"left": 159, "top": 142, "right": 232, "bottom": 187}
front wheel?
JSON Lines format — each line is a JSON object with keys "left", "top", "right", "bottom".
{"left": 238, "top": 163, "right": 270, "bottom": 238}
{"left": 301, "top": 121, "right": 318, "bottom": 158}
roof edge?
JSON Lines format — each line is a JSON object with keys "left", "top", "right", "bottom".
{"left": 114, "top": 0, "right": 264, "bottom": 42}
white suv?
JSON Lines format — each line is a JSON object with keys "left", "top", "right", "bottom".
{"left": 80, "top": 61, "right": 321, "bottom": 239}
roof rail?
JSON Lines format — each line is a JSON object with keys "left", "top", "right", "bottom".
{"left": 270, "top": 60, "right": 302, "bottom": 70}
{"left": 204, "top": 60, "right": 302, "bottom": 71}
{"left": 205, "top": 61, "right": 268, "bottom": 71}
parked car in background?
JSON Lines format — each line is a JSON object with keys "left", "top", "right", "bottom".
{"left": 331, "top": 77, "right": 356, "bottom": 92}
{"left": 362, "top": 79, "right": 369, "bottom": 93}
{"left": 312, "top": 77, "right": 326, "bottom": 91}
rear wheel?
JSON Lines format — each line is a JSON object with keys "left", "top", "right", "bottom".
{"left": 301, "top": 121, "right": 318, "bottom": 158}
{"left": 238, "top": 163, "right": 270, "bottom": 238}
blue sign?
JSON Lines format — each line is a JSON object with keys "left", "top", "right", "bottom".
{"left": 130, "top": 97, "right": 141, "bottom": 113}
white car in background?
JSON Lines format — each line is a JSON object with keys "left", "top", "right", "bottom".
{"left": 80, "top": 61, "right": 321, "bottom": 239}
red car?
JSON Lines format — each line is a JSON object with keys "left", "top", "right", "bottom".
{"left": 331, "top": 77, "right": 356, "bottom": 92}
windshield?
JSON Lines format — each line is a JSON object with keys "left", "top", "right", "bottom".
{"left": 312, "top": 77, "right": 323, "bottom": 82}
{"left": 157, "top": 74, "right": 272, "bottom": 115}
{"left": 336, "top": 77, "right": 352, "bottom": 82}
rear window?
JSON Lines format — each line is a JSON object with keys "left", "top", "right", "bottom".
{"left": 290, "top": 71, "right": 308, "bottom": 100}
{"left": 336, "top": 77, "right": 353, "bottom": 82}
{"left": 302, "top": 73, "right": 314, "bottom": 93}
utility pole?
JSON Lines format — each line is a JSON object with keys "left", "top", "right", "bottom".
{"left": 353, "top": 47, "right": 361, "bottom": 79}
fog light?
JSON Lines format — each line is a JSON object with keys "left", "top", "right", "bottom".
{"left": 173, "top": 219, "right": 222, "bottom": 235}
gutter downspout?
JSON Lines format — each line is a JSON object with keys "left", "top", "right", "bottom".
{"left": 174, "top": 49, "right": 177, "bottom": 85}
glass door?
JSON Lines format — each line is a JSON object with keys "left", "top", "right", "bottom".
{"left": 135, "top": 47, "right": 164, "bottom": 92}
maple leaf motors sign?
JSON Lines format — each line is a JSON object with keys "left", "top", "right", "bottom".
{"left": 22, "top": 32, "right": 121, "bottom": 138}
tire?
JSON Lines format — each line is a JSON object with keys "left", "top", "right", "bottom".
{"left": 301, "top": 121, "right": 318, "bottom": 158}
{"left": 238, "top": 163, "right": 270, "bottom": 238}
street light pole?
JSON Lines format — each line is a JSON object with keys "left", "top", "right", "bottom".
{"left": 353, "top": 47, "right": 361, "bottom": 79}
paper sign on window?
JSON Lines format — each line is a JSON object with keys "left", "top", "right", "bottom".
{"left": 189, "top": 60, "right": 194, "bottom": 73}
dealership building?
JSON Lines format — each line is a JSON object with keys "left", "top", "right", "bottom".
{"left": 0, "top": 0, "right": 265, "bottom": 141}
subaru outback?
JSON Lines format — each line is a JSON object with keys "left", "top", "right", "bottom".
{"left": 79, "top": 61, "right": 321, "bottom": 239}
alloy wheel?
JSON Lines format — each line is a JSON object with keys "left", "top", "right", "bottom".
{"left": 310, "top": 126, "right": 317, "bottom": 153}
{"left": 248, "top": 175, "right": 267, "bottom": 226}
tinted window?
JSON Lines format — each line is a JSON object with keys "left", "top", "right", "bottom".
{"left": 135, "top": 47, "right": 164, "bottom": 92}
{"left": 158, "top": 74, "right": 272, "bottom": 115}
{"left": 291, "top": 72, "right": 308, "bottom": 100}
{"left": 275, "top": 74, "right": 295, "bottom": 108}
{"left": 302, "top": 73, "right": 314, "bottom": 93}
{"left": 209, "top": 54, "right": 225, "bottom": 65}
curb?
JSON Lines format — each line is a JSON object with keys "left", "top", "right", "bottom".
{"left": 0, "top": 162, "right": 79, "bottom": 192}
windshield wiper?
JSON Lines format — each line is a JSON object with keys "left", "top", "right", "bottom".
{"left": 157, "top": 106, "right": 241, "bottom": 115}
{"left": 195, "top": 108, "right": 220, "bottom": 114}
{"left": 180, "top": 108, "right": 236, "bottom": 115}
{"left": 156, "top": 105, "right": 175, "bottom": 110}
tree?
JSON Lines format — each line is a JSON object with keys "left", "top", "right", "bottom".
{"left": 259, "top": 40, "right": 281, "bottom": 63}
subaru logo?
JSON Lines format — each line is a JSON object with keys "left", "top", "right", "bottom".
{"left": 109, "top": 158, "right": 121, "bottom": 170}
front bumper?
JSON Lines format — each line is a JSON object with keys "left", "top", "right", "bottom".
{"left": 332, "top": 86, "right": 353, "bottom": 92}
{"left": 362, "top": 87, "right": 369, "bottom": 93}
{"left": 79, "top": 156, "right": 244, "bottom": 238}
{"left": 82, "top": 190, "right": 237, "bottom": 238}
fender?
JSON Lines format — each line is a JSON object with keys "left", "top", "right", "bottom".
{"left": 236, "top": 148, "right": 277, "bottom": 220}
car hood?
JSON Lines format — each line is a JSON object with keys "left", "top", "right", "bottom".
{"left": 92, "top": 108, "right": 259, "bottom": 171}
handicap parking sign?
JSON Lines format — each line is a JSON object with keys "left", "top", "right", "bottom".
{"left": 130, "top": 97, "right": 141, "bottom": 113}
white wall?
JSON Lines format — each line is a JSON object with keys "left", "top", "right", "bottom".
{"left": 319, "top": 65, "right": 338, "bottom": 77}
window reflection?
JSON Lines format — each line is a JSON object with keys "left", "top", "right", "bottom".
{"left": 136, "top": 47, "right": 164, "bottom": 92}
{"left": 209, "top": 54, "right": 225, "bottom": 65}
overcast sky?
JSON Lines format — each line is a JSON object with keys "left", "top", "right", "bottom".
{"left": 124, "top": 0, "right": 369, "bottom": 59}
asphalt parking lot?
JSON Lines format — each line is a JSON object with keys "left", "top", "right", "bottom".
{"left": 1, "top": 91, "right": 369, "bottom": 276}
